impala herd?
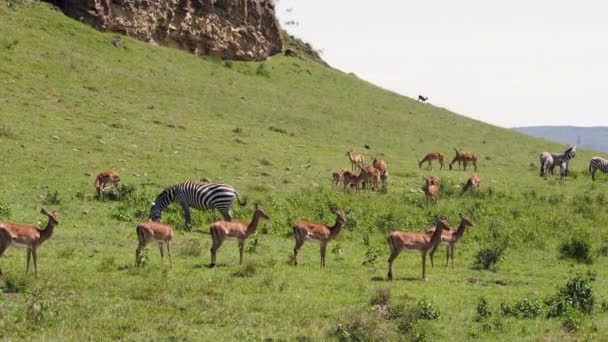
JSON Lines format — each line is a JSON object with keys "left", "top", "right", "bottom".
{"left": 0, "top": 147, "right": 483, "bottom": 281}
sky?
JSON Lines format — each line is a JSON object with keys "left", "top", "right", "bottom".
{"left": 275, "top": 0, "right": 608, "bottom": 128}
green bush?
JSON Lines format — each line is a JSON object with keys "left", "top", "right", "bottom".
{"left": 475, "top": 297, "right": 492, "bottom": 321}
{"left": 0, "top": 201, "right": 11, "bottom": 218}
{"left": 43, "top": 190, "right": 61, "bottom": 205}
{"left": 545, "top": 273, "right": 595, "bottom": 318}
{"left": 472, "top": 242, "right": 506, "bottom": 271}
{"left": 416, "top": 297, "right": 440, "bottom": 320}
{"left": 559, "top": 235, "right": 593, "bottom": 264}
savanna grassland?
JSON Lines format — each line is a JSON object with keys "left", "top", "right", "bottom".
{"left": 1, "top": 1, "right": 608, "bottom": 340}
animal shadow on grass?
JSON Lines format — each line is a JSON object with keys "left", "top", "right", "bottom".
{"left": 371, "top": 275, "right": 420, "bottom": 282}
{"left": 192, "top": 263, "right": 228, "bottom": 269}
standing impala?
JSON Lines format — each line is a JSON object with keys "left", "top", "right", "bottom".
{"left": 0, "top": 208, "right": 60, "bottom": 277}
{"left": 427, "top": 214, "right": 474, "bottom": 269}
{"left": 346, "top": 150, "right": 365, "bottom": 171}
{"left": 387, "top": 216, "right": 451, "bottom": 281}
{"left": 135, "top": 220, "right": 174, "bottom": 268}
{"left": 210, "top": 204, "right": 269, "bottom": 267}
{"left": 95, "top": 171, "right": 121, "bottom": 198}
{"left": 293, "top": 208, "right": 351, "bottom": 267}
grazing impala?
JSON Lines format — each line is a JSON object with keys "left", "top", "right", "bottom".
{"left": 95, "top": 171, "right": 121, "bottom": 198}
{"left": 461, "top": 174, "right": 481, "bottom": 193}
{"left": 358, "top": 163, "right": 382, "bottom": 191}
{"left": 449, "top": 148, "right": 478, "bottom": 171}
{"left": 346, "top": 150, "right": 365, "bottom": 171}
{"left": 387, "top": 216, "right": 451, "bottom": 281}
{"left": 0, "top": 208, "right": 60, "bottom": 277}
{"left": 418, "top": 152, "right": 445, "bottom": 170}
{"left": 293, "top": 208, "right": 351, "bottom": 267}
{"left": 342, "top": 170, "right": 364, "bottom": 192}
{"left": 135, "top": 220, "right": 174, "bottom": 268}
{"left": 423, "top": 176, "right": 440, "bottom": 204}
{"left": 427, "top": 214, "right": 474, "bottom": 268}
{"left": 331, "top": 169, "right": 347, "bottom": 186}
{"left": 210, "top": 204, "right": 270, "bottom": 267}
{"left": 373, "top": 157, "right": 388, "bottom": 174}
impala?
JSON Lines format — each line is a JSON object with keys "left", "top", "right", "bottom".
{"left": 461, "top": 174, "right": 481, "bottom": 193}
{"left": 427, "top": 214, "right": 475, "bottom": 268}
{"left": 95, "top": 171, "right": 121, "bottom": 198}
{"left": 346, "top": 150, "right": 365, "bottom": 171}
{"left": 0, "top": 208, "right": 60, "bottom": 277}
{"left": 210, "top": 204, "right": 269, "bottom": 267}
{"left": 423, "top": 176, "right": 440, "bottom": 204}
{"left": 387, "top": 216, "right": 451, "bottom": 280}
{"left": 135, "top": 220, "right": 174, "bottom": 268}
{"left": 293, "top": 208, "right": 351, "bottom": 267}
{"left": 418, "top": 152, "right": 445, "bottom": 170}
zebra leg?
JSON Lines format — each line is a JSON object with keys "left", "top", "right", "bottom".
{"left": 221, "top": 209, "right": 233, "bottom": 222}
{"left": 180, "top": 203, "right": 192, "bottom": 228}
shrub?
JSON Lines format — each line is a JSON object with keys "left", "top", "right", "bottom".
{"left": 2, "top": 273, "right": 29, "bottom": 293}
{"left": 362, "top": 246, "right": 381, "bottom": 265}
{"left": 545, "top": 273, "right": 595, "bottom": 318}
{"left": 246, "top": 234, "right": 260, "bottom": 254}
{"left": 370, "top": 288, "right": 390, "bottom": 307}
{"left": 500, "top": 298, "right": 543, "bottom": 319}
{"left": 559, "top": 235, "right": 593, "bottom": 264}
{"left": 334, "top": 309, "right": 399, "bottom": 342}
{"left": 43, "top": 190, "right": 61, "bottom": 205}
{"left": 416, "top": 297, "right": 440, "bottom": 320}
{"left": 475, "top": 297, "right": 492, "bottom": 321}
{"left": 0, "top": 201, "right": 11, "bottom": 218}
{"left": 331, "top": 242, "right": 345, "bottom": 261}
{"left": 472, "top": 242, "right": 506, "bottom": 271}
{"left": 561, "top": 308, "right": 583, "bottom": 332}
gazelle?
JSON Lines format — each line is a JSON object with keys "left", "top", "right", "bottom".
{"left": 461, "top": 174, "right": 481, "bottom": 193}
{"left": 423, "top": 176, "right": 440, "bottom": 204}
{"left": 373, "top": 157, "right": 388, "bottom": 174}
{"left": 387, "top": 216, "right": 451, "bottom": 281}
{"left": 418, "top": 152, "right": 445, "bottom": 170}
{"left": 293, "top": 208, "right": 351, "bottom": 267}
{"left": 427, "top": 214, "right": 474, "bottom": 268}
{"left": 346, "top": 150, "right": 365, "bottom": 171}
{"left": 358, "top": 163, "right": 381, "bottom": 191}
{"left": 342, "top": 170, "right": 363, "bottom": 192}
{"left": 0, "top": 208, "right": 60, "bottom": 277}
{"left": 449, "top": 148, "right": 478, "bottom": 171}
{"left": 95, "top": 171, "right": 121, "bottom": 198}
{"left": 135, "top": 221, "right": 174, "bottom": 268}
{"left": 332, "top": 169, "right": 346, "bottom": 186}
{"left": 210, "top": 204, "right": 269, "bottom": 267}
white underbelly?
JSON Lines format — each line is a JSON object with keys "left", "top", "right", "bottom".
{"left": 403, "top": 248, "right": 421, "bottom": 253}
{"left": 305, "top": 238, "right": 321, "bottom": 243}
{"left": 12, "top": 242, "right": 31, "bottom": 249}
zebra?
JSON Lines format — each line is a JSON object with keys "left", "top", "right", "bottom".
{"left": 589, "top": 157, "right": 608, "bottom": 181}
{"left": 539, "top": 152, "right": 554, "bottom": 177}
{"left": 550, "top": 145, "right": 576, "bottom": 176}
{"left": 149, "top": 181, "right": 246, "bottom": 227}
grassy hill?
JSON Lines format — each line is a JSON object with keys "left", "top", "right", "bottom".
{"left": 1, "top": 1, "right": 608, "bottom": 340}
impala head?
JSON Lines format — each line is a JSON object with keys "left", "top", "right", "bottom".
{"left": 254, "top": 204, "right": 270, "bottom": 220}
{"left": 40, "top": 208, "right": 60, "bottom": 224}
{"left": 434, "top": 215, "right": 450, "bottom": 231}
{"left": 459, "top": 213, "right": 474, "bottom": 227}
{"left": 331, "top": 208, "right": 352, "bottom": 223}
{"left": 346, "top": 149, "right": 352, "bottom": 156}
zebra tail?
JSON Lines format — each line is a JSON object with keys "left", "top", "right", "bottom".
{"left": 235, "top": 191, "right": 247, "bottom": 207}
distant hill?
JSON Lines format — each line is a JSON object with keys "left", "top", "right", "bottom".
{"left": 513, "top": 126, "right": 608, "bottom": 153}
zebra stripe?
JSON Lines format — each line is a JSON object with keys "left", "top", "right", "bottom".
{"left": 589, "top": 157, "right": 608, "bottom": 181}
{"left": 539, "top": 152, "right": 554, "bottom": 177}
{"left": 539, "top": 145, "right": 576, "bottom": 177}
{"left": 149, "top": 181, "right": 245, "bottom": 226}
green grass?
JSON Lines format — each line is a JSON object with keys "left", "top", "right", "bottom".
{"left": 1, "top": 1, "right": 608, "bottom": 340}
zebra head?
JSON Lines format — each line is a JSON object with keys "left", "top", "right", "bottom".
{"left": 149, "top": 202, "right": 162, "bottom": 222}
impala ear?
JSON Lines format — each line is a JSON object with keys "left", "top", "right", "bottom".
{"left": 255, "top": 203, "right": 260, "bottom": 210}
{"left": 40, "top": 208, "right": 49, "bottom": 216}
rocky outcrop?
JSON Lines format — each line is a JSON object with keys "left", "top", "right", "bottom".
{"left": 47, "top": 0, "right": 283, "bottom": 61}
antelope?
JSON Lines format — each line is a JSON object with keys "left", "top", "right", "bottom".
{"left": 293, "top": 208, "right": 351, "bottom": 267}
{"left": 0, "top": 208, "right": 60, "bottom": 277}
{"left": 346, "top": 150, "right": 365, "bottom": 171}
{"left": 387, "top": 216, "right": 451, "bottom": 280}
{"left": 331, "top": 169, "right": 346, "bottom": 186}
{"left": 373, "top": 157, "right": 388, "bottom": 174}
{"left": 449, "top": 148, "right": 478, "bottom": 171}
{"left": 95, "top": 171, "right": 121, "bottom": 198}
{"left": 380, "top": 171, "right": 389, "bottom": 189}
{"left": 423, "top": 176, "right": 440, "bottom": 204}
{"left": 210, "top": 204, "right": 269, "bottom": 267}
{"left": 135, "top": 220, "right": 174, "bottom": 268}
{"left": 342, "top": 170, "right": 364, "bottom": 192}
{"left": 427, "top": 214, "right": 475, "bottom": 268}
{"left": 358, "top": 163, "right": 381, "bottom": 191}
{"left": 461, "top": 173, "right": 481, "bottom": 193}
{"left": 418, "top": 152, "right": 445, "bottom": 170}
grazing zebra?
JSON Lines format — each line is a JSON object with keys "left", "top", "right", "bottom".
{"left": 589, "top": 157, "right": 608, "bottom": 181}
{"left": 149, "top": 181, "right": 246, "bottom": 227}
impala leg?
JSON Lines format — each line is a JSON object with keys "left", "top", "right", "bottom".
{"left": 293, "top": 239, "right": 304, "bottom": 266}
{"left": 135, "top": 244, "right": 144, "bottom": 267}
{"left": 446, "top": 246, "right": 450, "bottom": 268}
{"left": 429, "top": 249, "right": 435, "bottom": 268}
{"left": 387, "top": 249, "right": 400, "bottom": 281}
{"left": 320, "top": 242, "right": 327, "bottom": 268}
{"left": 26, "top": 248, "right": 31, "bottom": 275}
{"left": 158, "top": 242, "right": 164, "bottom": 267}
{"left": 32, "top": 247, "right": 38, "bottom": 277}
{"left": 210, "top": 239, "right": 224, "bottom": 267}
{"left": 421, "top": 252, "right": 427, "bottom": 281}
{"left": 167, "top": 241, "right": 173, "bottom": 269}
{"left": 238, "top": 239, "right": 245, "bottom": 265}
{"left": 451, "top": 245, "right": 455, "bottom": 269}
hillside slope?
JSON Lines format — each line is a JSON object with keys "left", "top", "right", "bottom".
{"left": 1, "top": 2, "right": 608, "bottom": 340}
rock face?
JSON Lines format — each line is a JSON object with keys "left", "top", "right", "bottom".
{"left": 48, "top": 0, "right": 283, "bottom": 61}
